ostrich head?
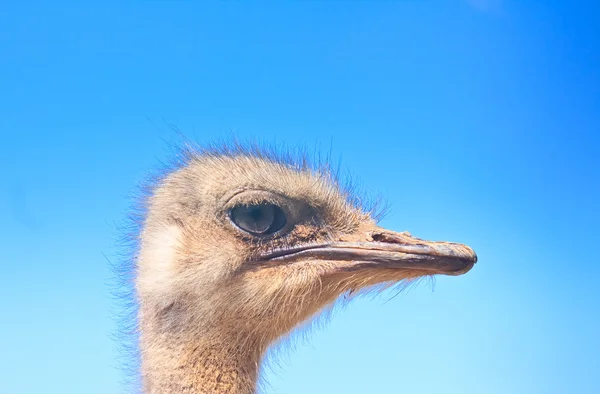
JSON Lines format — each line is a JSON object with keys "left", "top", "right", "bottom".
{"left": 134, "top": 145, "right": 477, "bottom": 393}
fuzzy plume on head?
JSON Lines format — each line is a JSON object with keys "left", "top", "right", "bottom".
{"left": 112, "top": 139, "right": 391, "bottom": 389}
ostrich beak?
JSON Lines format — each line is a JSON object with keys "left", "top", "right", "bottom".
{"left": 259, "top": 228, "right": 477, "bottom": 276}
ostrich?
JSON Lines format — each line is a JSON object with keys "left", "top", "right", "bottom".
{"left": 131, "top": 143, "right": 477, "bottom": 393}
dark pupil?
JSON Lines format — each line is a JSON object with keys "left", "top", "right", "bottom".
{"left": 230, "top": 203, "right": 286, "bottom": 235}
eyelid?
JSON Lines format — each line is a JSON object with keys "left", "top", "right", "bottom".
{"left": 223, "top": 189, "right": 282, "bottom": 207}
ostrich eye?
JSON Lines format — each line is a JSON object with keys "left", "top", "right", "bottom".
{"left": 230, "top": 203, "right": 287, "bottom": 236}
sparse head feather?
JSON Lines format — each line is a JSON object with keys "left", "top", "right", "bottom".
{"left": 113, "top": 141, "right": 382, "bottom": 386}
{"left": 136, "top": 142, "right": 377, "bottom": 326}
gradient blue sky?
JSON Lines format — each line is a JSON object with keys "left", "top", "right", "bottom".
{"left": 1, "top": 1, "right": 599, "bottom": 393}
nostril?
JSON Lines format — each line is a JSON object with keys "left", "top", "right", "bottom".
{"left": 370, "top": 231, "right": 391, "bottom": 243}
{"left": 369, "top": 230, "right": 427, "bottom": 245}
{"left": 370, "top": 232, "right": 384, "bottom": 242}
{"left": 370, "top": 231, "right": 410, "bottom": 244}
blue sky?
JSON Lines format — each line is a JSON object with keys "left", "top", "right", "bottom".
{"left": 1, "top": 1, "right": 598, "bottom": 393}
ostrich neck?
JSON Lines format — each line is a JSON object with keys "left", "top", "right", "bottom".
{"left": 139, "top": 317, "right": 263, "bottom": 394}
